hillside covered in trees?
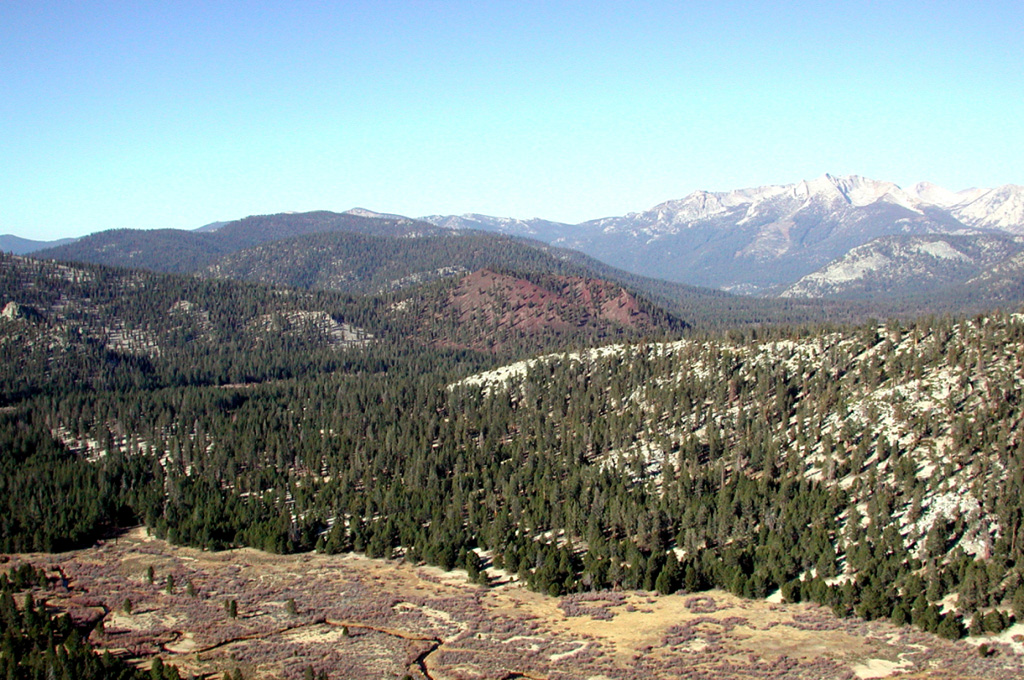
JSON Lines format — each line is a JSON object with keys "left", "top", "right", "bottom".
{"left": 32, "top": 211, "right": 451, "bottom": 274}
{"left": 33, "top": 209, "right": 936, "bottom": 329}
{"left": 5, "top": 248, "right": 1024, "bottom": 637}
{"left": 5, "top": 245, "right": 1024, "bottom": 678}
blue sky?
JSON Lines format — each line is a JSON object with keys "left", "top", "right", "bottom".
{"left": 2, "top": 1, "right": 1022, "bottom": 240}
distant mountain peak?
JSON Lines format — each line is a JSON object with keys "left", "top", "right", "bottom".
{"left": 420, "top": 173, "right": 1024, "bottom": 295}
{"left": 25, "top": 173, "right": 1024, "bottom": 302}
{"left": 343, "top": 208, "right": 407, "bottom": 220}
{"left": 906, "top": 182, "right": 963, "bottom": 207}
{"left": 645, "top": 174, "right": 924, "bottom": 227}
{"left": 0, "top": 234, "right": 78, "bottom": 255}
{"left": 194, "top": 220, "right": 228, "bottom": 233}
{"left": 953, "top": 184, "right": 1024, "bottom": 233}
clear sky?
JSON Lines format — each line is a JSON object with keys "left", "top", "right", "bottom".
{"left": 2, "top": 1, "right": 1022, "bottom": 240}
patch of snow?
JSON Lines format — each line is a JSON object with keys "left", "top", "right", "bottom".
{"left": 343, "top": 207, "right": 406, "bottom": 220}
{"left": 907, "top": 181, "right": 962, "bottom": 207}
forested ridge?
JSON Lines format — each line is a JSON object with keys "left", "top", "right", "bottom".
{"left": 4, "top": 250, "right": 1024, "bottom": 673}
{"left": 32, "top": 211, "right": 450, "bottom": 274}
{"left": 0, "top": 252, "right": 387, "bottom": 404}
{"left": 33, "top": 208, "right": 915, "bottom": 330}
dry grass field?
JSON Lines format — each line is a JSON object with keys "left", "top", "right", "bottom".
{"left": 6, "top": 528, "right": 1024, "bottom": 680}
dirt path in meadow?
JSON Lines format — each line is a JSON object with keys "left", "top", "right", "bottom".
{"left": 5, "top": 529, "right": 1022, "bottom": 680}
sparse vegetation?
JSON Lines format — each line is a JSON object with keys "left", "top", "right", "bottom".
{"left": 0, "top": 562, "right": 182, "bottom": 679}
{"left": 8, "top": 531, "right": 1022, "bottom": 680}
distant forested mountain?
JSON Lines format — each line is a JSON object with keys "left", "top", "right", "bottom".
{"left": 393, "top": 268, "right": 682, "bottom": 353}
{"left": 200, "top": 229, "right": 591, "bottom": 294}
{"left": 34, "top": 228, "right": 238, "bottom": 273}
{"left": 5, "top": 245, "right": 1024, "bottom": 647}
{"left": 779, "top": 233, "right": 1024, "bottom": 307}
{"left": 33, "top": 209, "right": 879, "bottom": 329}
{"left": 0, "top": 234, "right": 77, "bottom": 254}
{"left": 33, "top": 211, "right": 450, "bottom": 273}
{"left": 24, "top": 173, "right": 1024, "bottom": 307}
{"left": 781, "top": 233, "right": 1024, "bottom": 299}
{"left": 0, "top": 251, "right": 684, "bottom": 405}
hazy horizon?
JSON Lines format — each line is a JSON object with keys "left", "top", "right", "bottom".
{"left": 3, "top": 1, "right": 1022, "bottom": 241}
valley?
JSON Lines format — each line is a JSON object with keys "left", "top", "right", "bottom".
{"left": 7, "top": 528, "right": 1022, "bottom": 680}
{"left": 4, "top": 186, "right": 1024, "bottom": 679}
{"left": 18, "top": 174, "right": 1024, "bottom": 311}
{"left": 5, "top": 0, "right": 1023, "bottom": 674}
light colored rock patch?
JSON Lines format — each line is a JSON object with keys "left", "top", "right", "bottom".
{"left": 852, "top": 657, "right": 912, "bottom": 679}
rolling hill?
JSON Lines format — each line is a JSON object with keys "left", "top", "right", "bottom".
{"left": 0, "top": 234, "right": 78, "bottom": 255}
{"left": 33, "top": 210, "right": 452, "bottom": 273}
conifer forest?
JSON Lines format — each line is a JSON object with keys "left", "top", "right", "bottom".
{"left": 3, "top": 239, "right": 1024, "bottom": 679}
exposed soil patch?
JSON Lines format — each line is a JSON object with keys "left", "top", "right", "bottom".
{"left": 5, "top": 529, "right": 1024, "bottom": 679}
{"left": 431, "top": 269, "right": 658, "bottom": 352}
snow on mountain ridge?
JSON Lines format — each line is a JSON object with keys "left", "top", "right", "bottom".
{"left": 418, "top": 173, "right": 1022, "bottom": 294}
{"left": 906, "top": 182, "right": 984, "bottom": 207}
{"left": 828, "top": 174, "right": 922, "bottom": 212}
{"left": 421, "top": 175, "right": 1013, "bottom": 239}
{"left": 638, "top": 174, "right": 928, "bottom": 234}
{"left": 953, "top": 185, "right": 1024, "bottom": 233}
{"left": 420, "top": 213, "right": 574, "bottom": 238}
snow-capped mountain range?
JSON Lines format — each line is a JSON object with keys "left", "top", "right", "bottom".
{"left": 9, "top": 173, "right": 1024, "bottom": 301}
{"left": 421, "top": 173, "right": 1024, "bottom": 296}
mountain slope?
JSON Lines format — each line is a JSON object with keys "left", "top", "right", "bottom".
{"left": 8, "top": 243, "right": 1024, "bottom": 653}
{"left": 201, "top": 229, "right": 598, "bottom": 294}
{"left": 420, "top": 213, "right": 576, "bottom": 242}
{"left": 781, "top": 233, "right": 1024, "bottom": 299}
{"left": 396, "top": 268, "right": 679, "bottom": 353}
{"left": 548, "top": 174, "right": 976, "bottom": 293}
{"left": 451, "top": 310, "right": 1024, "bottom": 633}
{"left": 960, "top": 251, "right": 1024, "bottom": 302}
{"left": 33, "top": 228, "right": 236, "bottom": 273}
{"left": 199, "top": 228, "right": 689, "bottom": 353}
{"left": 0, "top": 235, "right": 78, "bottom": 255}
{"left": 952, "top": 185, "right": 1024, "bottom": 233}
{"left": 27, "top": 174, "right": 1024, "bottom": 303}
{"left": 422, "top": 174, "right": 1024, "bottom": 295}
{"left": 199, "top": 226, "right": 878, "bottom": 331}
{"left": 0, "top": 252, "right": 379, "bottom": 402}
{"left": 33, "top": 211, "right": 450, "bottom": 273}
